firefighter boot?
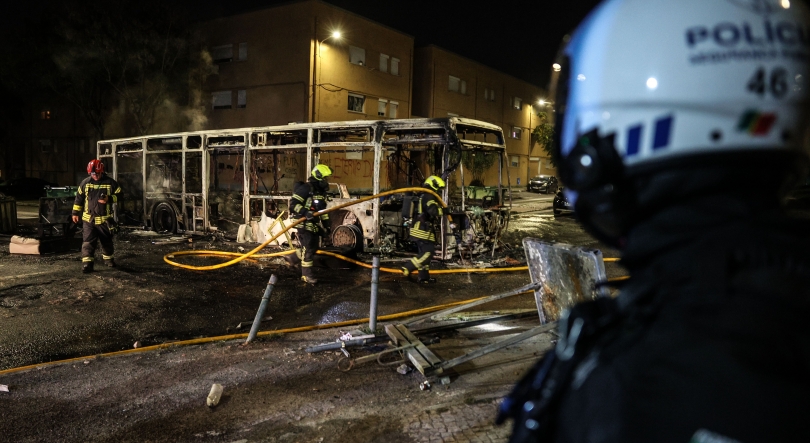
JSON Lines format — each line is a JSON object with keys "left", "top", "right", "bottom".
{"left": 301, "top": 267, "right": 318, "bottom": 285}
{"left": 417, "top": 270, "right": 435, "bottom": 284}
{"left": 82, "top": 262, "right": 94, "bottom": 274}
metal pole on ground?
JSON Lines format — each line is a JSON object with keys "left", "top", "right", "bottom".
{"left": 246, "top": 274, "right": 278, "bottom": 344}
{"left": 369, "top": 256, "right": 380, "bottom": 332}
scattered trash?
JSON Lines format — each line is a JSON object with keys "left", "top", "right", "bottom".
{"left": 0, "top": 384, "right": 9, "bottom": 393}
{"left": 397, "top": 364, "right": 412, "bottom": 375}
{"left": 83, "top": 360, "right": 90, "bottom": 365}
{"left": 206, "top": 383, "right": 224, "bottom": 407}
{"left": 133, "top": 341, "right": 141, "bottom": 348}
{"left": 419, "top": 381, "right": 431, "bottom": 391}
{"left": 440, "top": 376, "right": 451, "bottom": 385}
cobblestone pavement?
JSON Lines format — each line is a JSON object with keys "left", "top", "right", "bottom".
{"left": 404, "top": 401, "right": 510, "bottom": 443}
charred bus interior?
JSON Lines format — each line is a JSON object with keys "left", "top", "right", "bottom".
{"left": 97, "top": 118, "right": 511, "bottom": 261}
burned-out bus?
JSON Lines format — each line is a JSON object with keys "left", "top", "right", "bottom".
{"left": 97, "top": 117, "right": 511, "bottom": 258}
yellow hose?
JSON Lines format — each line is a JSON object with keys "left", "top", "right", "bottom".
{"left": 162, "top": 185, "right": 622, "bottom": 274}
{"left": 164, "top": 186, "right": 449, "bottom": 271}
{"left": 0, "top": 294, "right": 510, "bottom": 376}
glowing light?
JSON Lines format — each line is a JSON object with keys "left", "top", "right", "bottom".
{"left": 331, "top": 31, "right": 342, "bottom": 39}
{"left": 579, "top": 155, "right": 593, "bottom": 167}
{"left": 781, "top": 0, "right": 790, "bottom": 9}
{"left": 538, "top": 99, "right": 546, "bottom": 106}
{"left": 552, "top": 63, "right": 562, "bottom": 72}
{"left": 646, "top": 77, "right": 659, "bottom": 90}
{"left": 475, "top": 323, "right": 513, "bottom": 332}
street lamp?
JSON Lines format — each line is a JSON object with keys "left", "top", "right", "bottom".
{"left": 311, "top": 30, "right": 342, "bottom": 122}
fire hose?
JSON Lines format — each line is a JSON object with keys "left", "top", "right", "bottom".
{"left": 163, "top": 186, "right": 621, "bottom": 276}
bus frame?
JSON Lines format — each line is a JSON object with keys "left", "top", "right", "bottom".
{"left": 97, "top": 117, "right": 512, "bottom": 259}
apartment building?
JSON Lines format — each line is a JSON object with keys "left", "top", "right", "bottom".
{"left": 412, "top": 45, "right": 554, "bottom": 188}
{"left": 201, "top": 0, "right": 413, "bottom": 128}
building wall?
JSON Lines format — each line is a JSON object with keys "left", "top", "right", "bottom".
{"left": 412, "top": 46, "right": 556, "bottom": 188}
{"left": 200, "top": 0, "right": 413, "bottom": 129}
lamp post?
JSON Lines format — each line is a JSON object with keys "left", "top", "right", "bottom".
{"left": 311, "top": 30, "right": 342, "bottom": 123}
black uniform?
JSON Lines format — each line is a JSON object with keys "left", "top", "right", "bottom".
{"left": 402, "top": 190, "right": 444, "bottom": 282}
{"left": 498, "top": 194, "right": 810, "bottom": 443}
{"left": 290, "top": 179, "right": 331, "bottom": 280}
{"left": 72, "top": 173, "right": 122, "bottom": 267}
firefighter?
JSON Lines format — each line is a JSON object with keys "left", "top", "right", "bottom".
{"left": 401, "top": 175, "right": 446, "bottom": 284}
{"left": 497, "top": 1, "right": 810, "bottom": 442}
{"left": 290, "top": 164, "right": 333, "bottom": 285}
{"left": 72, "top": 159, "right": 122, "bottom": 273}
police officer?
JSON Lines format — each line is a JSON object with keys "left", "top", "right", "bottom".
{"left": 401, "top": 175, "right": 446, "bottom": 284}
{"left": 498, "top": 1, "right": 810, "bottom": 442}
{"left": 290, "top": 164, "right": 333, "bottom": 285}
{"left": 72, "top": 159, "right": 122, "bottom": 273}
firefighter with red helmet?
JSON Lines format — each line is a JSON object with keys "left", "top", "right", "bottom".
{"left": 72, "top": 159, "right": 122, "bottom": 273}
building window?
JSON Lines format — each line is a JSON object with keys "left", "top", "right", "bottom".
{"left": 212, "top": 91, "right": 232, "bottom": 109}
{"left": 40, "top": 110, "right": 52, "bottom": 120}
{"left": 211, "top": 44, "right": 234, "bottom": 63}
{"left": 484, "top": 88, "right": 496, "bottom": 102}
{"left": 510, "top": 156, "right": 520, "bottom": 168}
{"left": 237, "top": 90, "right": 246, "bottom": 109}
{"left": 238, "top": 42, "right": 247, "bottom": 61}
{"left": 449, "top": 76, "right": 467, "bottom": 94}
{"left": 391, "top": 57, "right": 400, "bottom": 75}
{"left": 40, "top": 139, "right": 53, "bottom": 153}
{"left": 349, "top": 46, "right": 366, "bottom": 66}
{"left": 513, "top": 97, "right": 523, "bottom": 110}
{"left": 379, "top": 54, "right": 389, "bottom": 73}
{"left": 348, "top": 93, "right": 365, "bottom": 113}
{"left": 390, "top": 101, "right": 399, "bottom": 118}
{"left": 377, "top": 99, "right": 387, "bottom": 117}
{"left": 511, "top": 126, "right": 522, "bottom": 140}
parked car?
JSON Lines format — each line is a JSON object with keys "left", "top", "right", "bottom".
{"left": 0, "top": 177, "right": 58, "bottom": 200}
{"left": 553, "top": 187, "right": 574, "bottom": 215}
{"left": 527, "top": 175, "right": 559, "bottom": 194}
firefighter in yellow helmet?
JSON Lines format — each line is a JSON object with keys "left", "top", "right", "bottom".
{"left": 290, "top": 164, "right": 333, "bottom": 284}
{"left": 401, "top": 175, "right": 446, "bottom": 283}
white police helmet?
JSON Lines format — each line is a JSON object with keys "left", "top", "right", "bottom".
{"left": 552, "top": 0, "right": 810, "bottom": 242}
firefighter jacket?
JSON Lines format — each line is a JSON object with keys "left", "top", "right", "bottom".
{"left": 291, "top": 179, "right": 330, "bottom": 234}
{"left": 72, "top": 174, "right": 122, "bottom": 225}
{"left": 409, "top": 192, "right": 443, "bottom": 242}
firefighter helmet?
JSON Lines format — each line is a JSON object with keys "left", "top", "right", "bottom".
{"left": 87, "top": 159, "right": 104, "bottom": 176}
{"left": 311, "top": 164, "right": 333, "bottom": 181}
{"left": 424, "top": 175, "right": 446, "bottom": 191}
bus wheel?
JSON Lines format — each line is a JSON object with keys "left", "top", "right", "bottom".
{"left": 152, "top": 202, "right": 177, "bottom": 234}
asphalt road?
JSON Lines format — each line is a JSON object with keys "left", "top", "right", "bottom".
{"left": 0, "top": 192, "right": 622, "bottom": 443}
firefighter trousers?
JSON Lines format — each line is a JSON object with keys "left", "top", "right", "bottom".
{"left": 81, "top": 221, "right": 114, "bottom": 263}
{"left": 296, "top": 229, "right": 320, "bottom": 278}
{"left": 403, "top": 238, "right": 435, "bottom": 281}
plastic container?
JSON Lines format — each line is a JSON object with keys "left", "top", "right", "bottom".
{"left": 206, "top": 383, "right": 223, "bottom": 407}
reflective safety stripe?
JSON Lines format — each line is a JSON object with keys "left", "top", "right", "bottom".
{"left": 82, "top": 257, "right": 94, "bottom": 263}
{"left": 302, "top": 260, "right": 314, "bottom": 268}
{"left": 72, "top": 205, "right": 82, "bottom": 212}
{"left": 102, "top": 254, "right": 113, "bottom": 260}
{"left": 410, "top": 251, "right": 431, "bottom": 270}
